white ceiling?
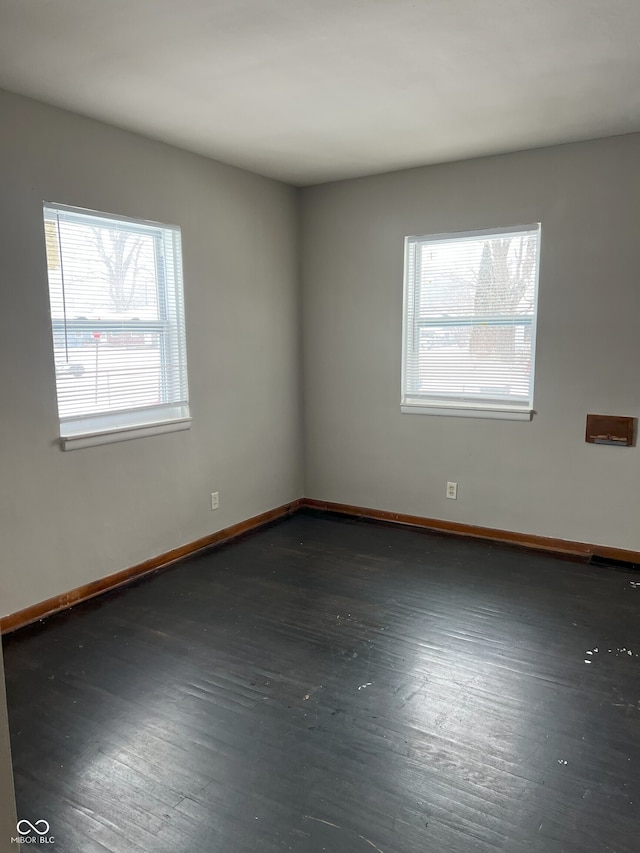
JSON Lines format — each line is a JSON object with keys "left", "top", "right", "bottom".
{"left": 1, "top": 0, "right": 640, "bottom": 185}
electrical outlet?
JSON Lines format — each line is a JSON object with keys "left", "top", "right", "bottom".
{"left": 210, "top": 491, "right": 219, "bottom": 511}
{"left": 446, "top": 482, "right": 458, "bottom": 500}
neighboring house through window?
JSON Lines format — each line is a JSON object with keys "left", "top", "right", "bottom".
{"left": 43, "top": 203, "right": 190, "bottom": 449}
{"left": 402, "top": 224, "right": 541, "bottom": 420}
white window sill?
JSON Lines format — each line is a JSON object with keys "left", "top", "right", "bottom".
{"left": 401, "top": 402, "right": 533, "bottom": 421}
{"left": 60, "top": 417, "right": 191, "bottom": 450}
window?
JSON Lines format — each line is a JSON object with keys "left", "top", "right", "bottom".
{"left": 43, "top": 203, "right": 190, "bottom": 449}
{"left": 402, "top": 224, "right": 540, "bottom": 420}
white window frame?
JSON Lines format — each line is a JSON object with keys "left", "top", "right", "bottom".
{"left": 401, "top": 224, "right": 541, "bottom": 421}
{"left": 43, "top": 203, "right": 191, "bottom": 450}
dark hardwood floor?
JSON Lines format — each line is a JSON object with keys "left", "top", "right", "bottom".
{"left": 3, "top": 510, "right": 640, "bottom": 853}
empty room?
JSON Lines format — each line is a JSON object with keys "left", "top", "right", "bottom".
{"left": 1, "top": 1, "right": 639, "bottom": 851}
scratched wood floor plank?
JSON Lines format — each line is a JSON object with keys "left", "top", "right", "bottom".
{"left": 4, "top": 509, "right": 640, "bottom": 852}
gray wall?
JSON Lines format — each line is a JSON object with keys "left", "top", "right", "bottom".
{"left": 301, "top": 135, "right": 640, "bottom": 550}
{"left": 0, "top": 89, "right": 303, "bottom": 619}
{"left": 2, "top": 88, "right": 640, "bottom": 623}
{"left": 0, "top": 641, "right": 16, "bottom": 852}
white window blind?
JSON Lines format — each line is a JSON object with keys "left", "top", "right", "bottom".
{"left": 402, "top": 224, "right": 541, "bottom": 420}
{"left": 43, "top": 203, "right": 190, "bottom": 449}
